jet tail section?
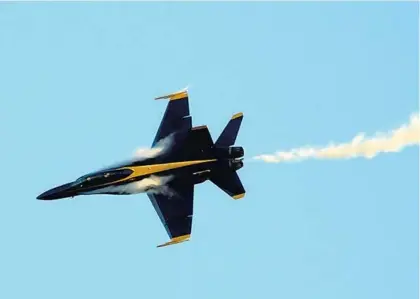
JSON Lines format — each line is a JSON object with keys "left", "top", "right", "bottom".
{"left": 215, "top": 112, "right": 243, "bottom": 147}
{"left": 211, "top": 112, "right": 245, "bottom": 199}
{"left": 210, "top": 168, "right": 245, "bottom": 200}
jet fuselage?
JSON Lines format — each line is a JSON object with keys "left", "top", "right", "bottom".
{"left": 37, "top": 88, "right": 247, "bottom": 247}
{"left": 37, "top": 146, "right": 244, "bottom": 200}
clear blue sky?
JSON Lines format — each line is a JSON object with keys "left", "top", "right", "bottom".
{"left": 0, "top": 2, "right": 418, "bottom": 299}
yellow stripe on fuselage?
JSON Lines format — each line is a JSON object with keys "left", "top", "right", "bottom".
{"left": 109, "top": 159, "right": 217, "bottom": 186}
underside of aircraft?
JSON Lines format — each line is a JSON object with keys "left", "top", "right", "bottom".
{"left": 37, "top": 88, "right": 246, "bottom": 247}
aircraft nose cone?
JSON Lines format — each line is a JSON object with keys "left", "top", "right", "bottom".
{"left": 37, "top": 191, "right": 55, "bottom": 200}
{"left": 37, "top": 182, "right": 74, "bottom": 200}
{"left": 37, "top": 189, "right": 58, "bottom": 200}
{"left": 36, "top": 193, "right": 46, "bottom": 200}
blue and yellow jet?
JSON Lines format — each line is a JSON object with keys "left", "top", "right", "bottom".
{"left": 37, "top": 89, "right": 245, "bottom": 247}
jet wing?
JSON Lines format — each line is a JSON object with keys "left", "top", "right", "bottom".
{"left": 147, "top": 179, "right": 194, "bottom": 247}
{"left": 152, "top": 89, "right": 192, "bottom": 147}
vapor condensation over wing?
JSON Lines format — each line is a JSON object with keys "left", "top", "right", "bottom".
{"left": 133, "top": 133, "right": 175, "bottom": 159}
{"left": 82, "top": 175, "right": 175, "bottom": 195}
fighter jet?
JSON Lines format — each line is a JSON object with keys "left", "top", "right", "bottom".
{"left": 37, "top": 89, "right": 245, "bottom": 247}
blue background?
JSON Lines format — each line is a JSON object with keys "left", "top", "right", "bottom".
{"left": 0, "top": 2, "right": 418, "bottom": 299}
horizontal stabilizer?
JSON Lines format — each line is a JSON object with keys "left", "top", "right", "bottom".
{"left": 215, "top": 113, "right": 243, "bottom": 147}
{"left": 210, "top": 168, "right": 245, "bottom": 200}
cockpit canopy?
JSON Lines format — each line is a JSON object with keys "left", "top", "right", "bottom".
{"left": 74, "top": 168, "right": 133, "bottom": 188}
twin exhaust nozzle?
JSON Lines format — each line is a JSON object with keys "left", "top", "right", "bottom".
{"left": 229, "top": 158, "right": 244, "bottom": 171}
{"left": 213, "top": 146, "right": 244, "bottom": 159}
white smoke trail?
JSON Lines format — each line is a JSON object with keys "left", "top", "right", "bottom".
{"left": 254, "top": 113, "right": 420, "bottom": 163}
{"left": 82, "top": 175, "right": 175, "bottom": 196}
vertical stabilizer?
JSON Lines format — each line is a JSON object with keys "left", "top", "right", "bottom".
{"left": 215, "top": 113, "right": 243, "bottom": 147}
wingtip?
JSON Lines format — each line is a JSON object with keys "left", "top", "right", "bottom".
{"left": 232, "top": 193, "right": 245, "bottom": 200}
{"left": 155, "top": 87, "right": 189, "bottom": 101}
{"left": 157, "top": 234, "right": 191, "bottom": 248}
{"left": 232, "top": 112, "right": 243, "bottom": 120}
